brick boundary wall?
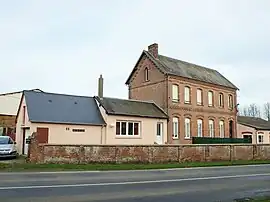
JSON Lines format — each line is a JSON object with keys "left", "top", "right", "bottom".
{"left": 27, "top": 133, "right": 270, "bottom": 164}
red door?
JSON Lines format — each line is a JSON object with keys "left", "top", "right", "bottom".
{"left": 36, "top": 127, "right": 49, "bottom": 143}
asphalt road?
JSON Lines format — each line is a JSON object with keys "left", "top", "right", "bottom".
{"left": 0, "top": 164, "right": 269, "bottom": 202}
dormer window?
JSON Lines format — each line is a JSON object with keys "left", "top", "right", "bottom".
{"left": 144, "top": 67, "right": 149, "bottom": 81}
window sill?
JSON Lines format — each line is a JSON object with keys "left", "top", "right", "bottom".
{"left": 115, "top": 135, "right": 141, "bottom": 139}
{"left": 197, "top": 103, "right": 203, "bottom": 106}
{"left": 172, "top": 137, "right": 179, "bottom": 140}
{"left": 184, "top": 102, "right": 191, "bottom": 105}
{"left": 172, "top": 100, "right": 179, "bottom": 103}
{"left": 184, "top": 137, "right": 191, "bottom": 140}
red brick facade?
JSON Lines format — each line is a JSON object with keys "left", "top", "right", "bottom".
{"left": 127, "top": 45, "right": 238, "bottom": 144}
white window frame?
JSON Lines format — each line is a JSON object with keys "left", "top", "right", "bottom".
{"left": 157, "top": 122, "right": 163, "bottom": 136}
{"left": 209, "top": 120, "right": 214, "bottom": 137}
{"left": 228, "top": 95, "right": 233, "bottom": 109}
{"left": 197, "top": 119, "right": 203, "bottom": 137}
{"left": 172, "top": 117, "right": 179, "bottom": 139}
{"left": 172, "top": 84, "right": 179, "bottom": 102}
{"left": 144, "top": 67, "right": 149, "bottom": 81}
{"left": 219, "top": 93, "right": 224, "bottom": 107}
{"left": 208, "top": 91, "right": 213, "bottom": 106}
{"left": 184, "top": 87, "right": 190, "bottom": 103}
{"left": 197, "top": 89, "right": 202, "bottom": 105}
{"left": 116, "top": 121, "right": 140, "bottom": 136}
{"left": 219, "top": 120, "right": 224, "bottom": 138}
{"left": 185, "top": 118, "right": 191, "bottom": 139}
{"left": 257, "top": 134, "right": 264, "bottom": 143}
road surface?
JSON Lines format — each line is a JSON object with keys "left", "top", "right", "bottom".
{"left": 0, "top": 164, "right": 269, "bottom": 202}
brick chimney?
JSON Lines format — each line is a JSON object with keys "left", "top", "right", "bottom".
{"left": 98, "top": 74, "right": 103, "bottom": 99}
{"left": 148, "top": 43, "right": 158, "bottom": 58}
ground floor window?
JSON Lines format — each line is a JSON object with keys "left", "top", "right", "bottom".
{"left": 116, "top": 121, "right": 139, "bottom": 136}
{"left": 258, "top": 135, "right": 264, "bottom": 143}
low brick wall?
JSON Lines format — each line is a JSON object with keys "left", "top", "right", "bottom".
{"left": 28, "top": 134, "right": 270, "bottom": 164}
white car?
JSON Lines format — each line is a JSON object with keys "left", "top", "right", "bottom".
{"left": 0, "top": 136, "right": 18, "bottom": 159}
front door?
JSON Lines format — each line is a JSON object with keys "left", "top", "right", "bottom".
{"left": 156, "top": 123, "right": 163, "bottom": 144}
{"left": 23, "top": 129, "right": 31, "bottom": 155}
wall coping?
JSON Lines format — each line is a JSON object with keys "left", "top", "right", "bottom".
{"left": 38, "top": 143, "right": 270, "bottom": 147}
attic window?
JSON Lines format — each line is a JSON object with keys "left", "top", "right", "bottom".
{"left": 72, "top": 129, "right": 85, "bottom": 132}
{"left": 48, "top": 99, "right": 52, "bottom": 103}
{"left": 74, "top": 101, "right": 78, "bottom": 104}
{"left": 144, "top": 67, "right": 149, "bottom": 81}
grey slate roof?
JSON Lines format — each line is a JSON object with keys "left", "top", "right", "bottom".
{"left": 237, "top": 116, "right": 270, "bottom": 130}
{"left": 24, "top": 91, "right": 106, "bottom": 126}
{"left": 95, "top": 96, "right": 168, "bottom": 119}
{"left": 126, "top": 50, "right": 238, "bottom": 90}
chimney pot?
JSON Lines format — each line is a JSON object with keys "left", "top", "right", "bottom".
{"left": 148, "top": 43, "right": 158, "bottom": 58}
{"left": 98, "top": 74, "right": 104, "bottom": 99}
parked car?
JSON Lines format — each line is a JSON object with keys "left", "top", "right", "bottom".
{"left": 0, "top": 136, "right": 18, "bottom": 159}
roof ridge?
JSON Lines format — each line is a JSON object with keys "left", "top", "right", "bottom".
{"left": 24, "top": 90, "right": 93, "bottom": 99}
{"left": 0, "top": 89, "right": 43, "bottom": 96}
{"left": 103, "top": 96, "right": 156, "bottom": 104}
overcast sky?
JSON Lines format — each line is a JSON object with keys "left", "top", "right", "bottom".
{"left": 1, "top": 0, "right": 269, "bottom": 110}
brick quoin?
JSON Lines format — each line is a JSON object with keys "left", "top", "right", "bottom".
{"left": 126, "top": 43, "right": 238, "bottom": 144}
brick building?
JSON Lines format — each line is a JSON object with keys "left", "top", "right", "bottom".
{"left": 126, "top": 43, "right": 239, "bottom": 144}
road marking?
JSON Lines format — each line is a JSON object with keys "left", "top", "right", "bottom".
{"left": 0, "top": 164, "right": 269, "bottom": 175}
{"left": 0, "top": 173, "right": 269, "bottom": 190}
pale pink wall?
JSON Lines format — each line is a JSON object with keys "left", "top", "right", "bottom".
{"left": 97, "top": 102, "right": 168, "bottom": 145}
{"left": 16, "top": 95, "right": 104, "bottom": 154}
{"left": 237, "top": 123, "right": 270, "bottom": 144}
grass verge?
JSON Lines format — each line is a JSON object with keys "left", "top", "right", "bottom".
{"left": 0, "top": 160, "right": 269, "bottom": 172}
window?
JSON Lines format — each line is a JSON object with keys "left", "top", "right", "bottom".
{"left": 228, "top": 95, "right": 233, "bottom": 109}
{"left": 157, "top": 123, "right": 163, "bottom": 136}
{"left": 172, "top": 84, "right": 179, "bottom": 102}
{"left": 116, "top": 121, "right": 139, "bottom": 136}
{"left": 184, "top": 87, "right": 191, "bottom": 103}
{"left": 172, "top": 117, "right": 179, "bottom": 139}
{"left": 208, "top": 91, "right": 213, "bottom": 106}
{"left": 185, "top": 118, "right": 191, "bottom": 139}
{"left": 197, "top": 89, "right": 203, "bottom": 105}
{"left": 219, "top": 120, "right": 224, "bottom": 138}
{"left": 197, "top": 119, "right": 203, "bottom": 137}
{"left": 23, "top": 106, "right": 26, "bottom": 124}
{"left": 219, "top": 93, "right": 224, "bottom": 107}
{"left": 144, "top": 67, "right": 149, "bottom": 81}
{"left": 209, "top": 120, "right": 214, "bottom": 137}
{"left": 72, "top": 129, "right": 85, "bottom": 132}
{"left": 258, "top": 135, "right": 264, "bottom": 143}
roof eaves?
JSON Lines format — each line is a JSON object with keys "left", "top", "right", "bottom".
{"left": 30, "top": 120, "right": 106, "bottom": 126}
{"left": 106, "top": 111, "right": 168, "bottom": 119}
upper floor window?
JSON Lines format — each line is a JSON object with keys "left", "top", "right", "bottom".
{"left": 172, "top": 84, "right": 179, "bottom": 102}
{"left": 197, "top": 119, "right": 203, "bottom": 137}
{"left": 228, "top": 95, "right": 233, "bottom": 109}
{"left": 172, "top": 117, "right": 179, "bottom": 139}
{"left": 184, "top": 86, "right": 191, "bottom": 104}
{"left": 209, "top": 119, "right": 214, "bottom": 137}
{"left": 116, "top": 121, "right": 139, "bottom": 136}
{"left": 208, "top": 91, "right": 214, "bottom": 107}
{"left": 144, "top": 67, "right": 149, "bottom": 81}
{"left": 197, "top": 89, "right": 203, "bottom": 105}
{"left": 219, "top": 93, "right": 224, "bottom": 107}
{"left": 219, "top": 120, "right": 224, "bottom": 138}
{"left": 184, "top": 118, "right": 191, "bottom": 139}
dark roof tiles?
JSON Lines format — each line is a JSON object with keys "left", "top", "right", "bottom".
{"left": 237, "top": 116, "right": 270, "bottom": 130}
{"left": 95, "top": 96, "right": 168, "bottom": 119}
{"left": 24, "top": 91, "right": 106, "bottom": 126}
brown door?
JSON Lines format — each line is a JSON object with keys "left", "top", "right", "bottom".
{"left": 36, "top": 127, "right": 49, "bottom": 143}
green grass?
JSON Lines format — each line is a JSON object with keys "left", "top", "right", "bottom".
{"left": 235, "top": 196, "right": 270, "bottom": 201}
{"left": 0, "top": 160, "right": 269, "bottom": 172}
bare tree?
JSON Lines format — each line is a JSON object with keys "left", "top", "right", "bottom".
{"left": 239, "top": 106, "right": 249, "bottom": 116}
{"left": 248, "top": 103, "right": 261, "bottom": 118}
{"left": 263, "top": 102, "right": 270, "bottom": 121}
